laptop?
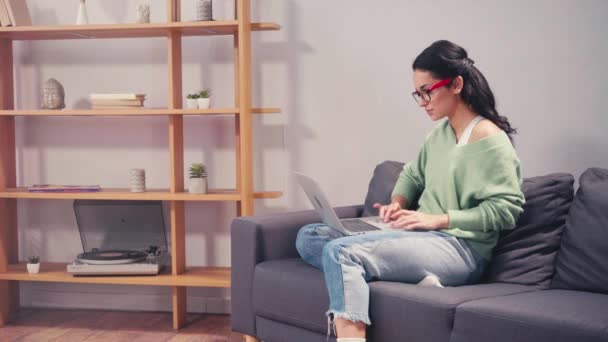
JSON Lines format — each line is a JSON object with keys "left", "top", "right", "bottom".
{"left": 294, "top": 172, "right": 392, "bottom": 235}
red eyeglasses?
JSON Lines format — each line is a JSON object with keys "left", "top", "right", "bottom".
{"left": 412, "top": 78, "right": 453, "bottom": 104}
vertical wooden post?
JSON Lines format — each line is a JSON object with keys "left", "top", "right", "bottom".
{"left": 168, "top": 0, "right": 186, "bottom": 329}
{"left": 0, "top": 38, "right": 19, "bottom": 326}
{"left": 234, "top": 33, "right": 242, "bottom": 216}
{"left": 236, "top": 5, "right": 257, "bottom": 340}
{"left": 167, "top": 0, "right": 180, "bottom": 22}
{"left": 236, "top": 0, "right": 253, "bottom": 216}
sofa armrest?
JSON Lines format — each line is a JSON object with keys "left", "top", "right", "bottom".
{"left": 230, "top": 204, "right": 364, "bottom": 336}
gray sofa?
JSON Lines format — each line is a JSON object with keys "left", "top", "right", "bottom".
{"left": 231, "top": 161, "right": 608, "bottom": 342}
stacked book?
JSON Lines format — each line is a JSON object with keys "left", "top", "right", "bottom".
{"left": 0, "top": 0, "right": 32, "bottom": 27}
{"left": 90, "top": 93, "right": 146, "bottom": 110}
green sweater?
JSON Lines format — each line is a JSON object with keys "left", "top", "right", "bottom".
{"left": 391, "top": 119, "right": 525, "bottom": 260}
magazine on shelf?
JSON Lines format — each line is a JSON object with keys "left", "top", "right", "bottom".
{"left": 28, "top": 184, "right": 102, "bottom": 192}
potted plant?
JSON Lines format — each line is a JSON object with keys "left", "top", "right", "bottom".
{"left": 186, "top": 93, "right": 199, "bottom": 109}
{"left": 188, "top": 163, "right": 208, "bottom": 194}
{"left": 27, "top": 256, "right": 40, "bottom": 274}
{"left": 197, "top": 89, "right": 211, "bottom": 109}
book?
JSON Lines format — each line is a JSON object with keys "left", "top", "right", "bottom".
{"left": 0, "top": 0, "right": 12, "bottom": 27}
{"left": 91, "top": 99, "right": 145, "bottom": 106}
{"left": 90, "top": 93, "right": 146, "bottom": 100}
{"left": 28, "top": 184, "right": 102, "bottom": 193}
{"left": 92, "top": 105, "right": 145, "bottom": 110}
{"left": 5, "top": 0, "right": 31, "bottom": 26}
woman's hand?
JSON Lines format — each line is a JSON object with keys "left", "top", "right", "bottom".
{"left": 373, "top": 202, "right": 402, "bottom": 223}
{"left": 388, "top": 210, "right": 449, "bottom": 230}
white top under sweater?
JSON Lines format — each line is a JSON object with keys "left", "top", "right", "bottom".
{"left": 456, "top": 115, "right": 484, "bottom": 146}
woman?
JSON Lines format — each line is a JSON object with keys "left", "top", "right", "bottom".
{"left": 295, "top": 40, "right": 525, "bottom": 342}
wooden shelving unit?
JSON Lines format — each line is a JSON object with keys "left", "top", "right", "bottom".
{"left": 0, "top": 0, "right": 280, "bottom": 332}
{"left": 0, "top": 263, "right": 231, "bottom": 288}
{"left": 0, "top": 107, "right": 281, "bottom": 116}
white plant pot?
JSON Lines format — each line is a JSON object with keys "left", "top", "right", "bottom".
{"left": 197, "top": 98, "right": 211, "bottom": 109}
{"left": 186, "top": 99, "right": 199, "bottom": 109}
{"left": 189, "top": 177, "right": 208, "bottom": 194}
{"left": 27, "top": 263, "right": 40, "bottom": 274}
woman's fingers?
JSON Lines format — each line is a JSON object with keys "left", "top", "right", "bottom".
{"left": 389, "top": 209, "right": 414, "bottom": 220}
{"left": 383, "top": 206, "right": 396, "bottom": 222}
{"left": 391, "top": 216, "right": 419, "bottom": 229}
{"left": 383, "top": 209, "right": 391, "bottom": 222}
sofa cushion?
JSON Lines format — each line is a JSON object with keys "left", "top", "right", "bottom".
{"left": 481, "top": 173, "right": 574, "bottom": 288}
{"left": 256, "top": 316, "right": 333, "bottom": 342}
{"left": 552, "top": 168, "right": 608, "bottom": 294}
{"left": 367, "top": 281, "right": 537, "bottom": 342}
{"left": 451, "top": 290, "right": 608, "bottom": 342}
{"left": 362, "top": 161, "right": 412, "bottom": 217}
{"left": 252, "top": 258, "right": 536, "bottom": 341}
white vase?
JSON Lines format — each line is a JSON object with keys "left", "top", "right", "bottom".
{"left": 27, "top": 263, "right": 40, "bottom": 274}
{"left": 129, "top": 169, "right": 146, "bottom": 193}
{"left": 136, "top": 4, "right": 151, "bottom": 24}
{"left": 197, "top": 98, "right": 210, "bottom": 109}
{"left": 188, "top": 177, "right": 208, "bottom": 194}
{"left": 76, "top": 0, "right": 89, "bottom": 25}
{"left": 186, "top": 99, "right": 199, "bottom": 109}
{"left": 196, "top": 0, "right": 213, "bottom": 21}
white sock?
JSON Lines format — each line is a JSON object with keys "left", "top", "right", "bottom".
{"left": 337, "top": 338, "right": 366, "bottom": 342}
{"left": 417, "top": 274, "right": 445, "bottom": 288}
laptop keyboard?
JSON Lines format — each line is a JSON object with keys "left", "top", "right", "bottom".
{"left": 341, "top": 218, "right": 381, "bottom": 233}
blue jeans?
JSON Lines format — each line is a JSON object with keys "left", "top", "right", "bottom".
{"left": 295, "top": 223, "right": 488, "bottom": 326}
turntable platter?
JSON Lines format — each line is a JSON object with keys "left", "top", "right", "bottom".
{"left": 77, "top": 250, "right": 148, "bottom": 265}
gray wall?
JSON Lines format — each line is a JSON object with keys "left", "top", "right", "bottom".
{"left": 13, "top": 0, "right": 608, "bottom": 312}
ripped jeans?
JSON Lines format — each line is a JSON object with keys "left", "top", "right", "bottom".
{"left": 295, "top": 223, "right": 488, "bottom": 327}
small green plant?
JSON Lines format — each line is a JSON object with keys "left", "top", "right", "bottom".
{"left": 187, "top": 93, "right": 200, "bottom": 99}
{"left": 28, "top": 256, "right": 40, "bottom": 264}
{"left": 189, "top": 163, "right": 207, "bottom": 178}
{"left": 198, "top": 89, "right": 211, "bottom": 98}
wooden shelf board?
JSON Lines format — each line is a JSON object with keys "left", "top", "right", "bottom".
{"left": 0, "top": 107, "right": 281, "bottom": 116}
{"left": 0, "top": 263, "right": 230, "bottom": 287}
{"left": 0, "top": 188, "right": 282, "bottom": 201}
{"left": 254, "top": 191, "right": 283, "bottom": 199}
{"left": 0, "top": 22, "right": 280, "bottom": 41}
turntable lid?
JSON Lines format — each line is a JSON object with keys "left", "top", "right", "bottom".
{"left": 73, "top": 200, "right": 168, "bottom": 253}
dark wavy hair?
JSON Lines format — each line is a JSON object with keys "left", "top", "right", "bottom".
{"left": 413, "top": 40, "right": 517, "bottom": 143}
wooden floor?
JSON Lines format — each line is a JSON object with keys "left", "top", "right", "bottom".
{"left": 0, "top": 309, "right": 243, "bottom": 342}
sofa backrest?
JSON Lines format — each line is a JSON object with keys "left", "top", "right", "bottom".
{"left": 362, "top": 160, "right": 575, "bottom": 288}
{"left": 481, "top": 173, "right": 574, "bottom": 288}
{"left": 362, "top": 160, "right": 404, "bottom": 216}
{"left": 551, "top": 168, "right": 608, "bottom": 294}
{"left": 362, "top": 161, "right": 408, "bottom": 217}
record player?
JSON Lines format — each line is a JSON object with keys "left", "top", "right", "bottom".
{"left": 67, "top": 200, "right": 170, "bottom": 276}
